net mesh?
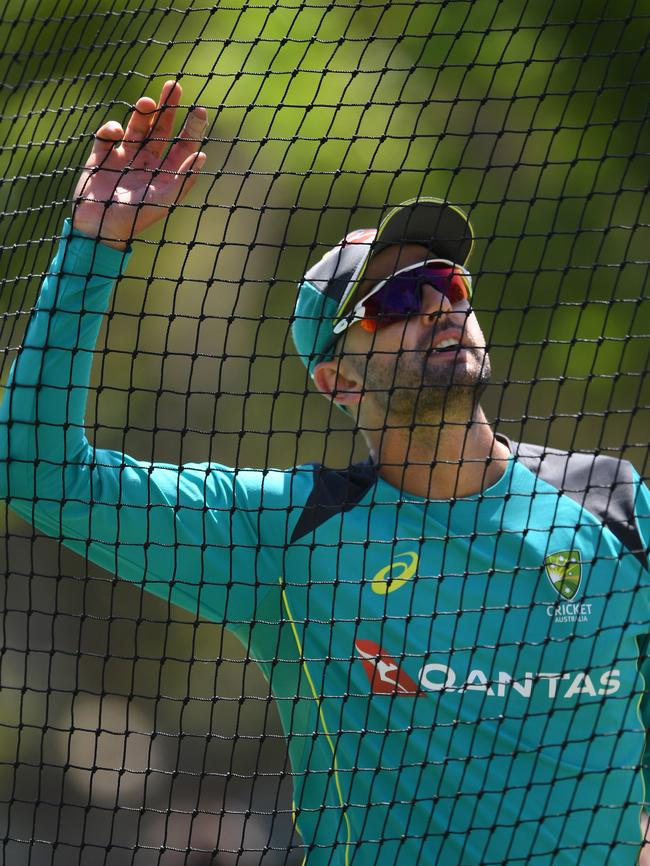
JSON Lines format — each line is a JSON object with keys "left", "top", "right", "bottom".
{"left": 0, "top": 1, "right": 648, "bottom": 864}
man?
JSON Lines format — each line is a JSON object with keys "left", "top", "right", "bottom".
{"left": 0, "top": 81, "right": 648, "bottom": 865}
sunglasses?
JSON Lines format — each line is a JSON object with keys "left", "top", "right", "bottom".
{"left": 332, "top": 259, "right": 473, "bottom": 336}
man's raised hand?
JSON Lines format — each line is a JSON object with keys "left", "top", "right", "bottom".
{"left": 71, "top": 81, "right": 207, "bottom": 250}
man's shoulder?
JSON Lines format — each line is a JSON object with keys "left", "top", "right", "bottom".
{"left": 289, "top": 460, "right": 378, "bottom": 544}
{"left": 285, "top": 443, "right": 648, "bottom": 568}
{"left": 224, "top": 460, "right": 376, "bottom": 544}
{"left": 180, "top": 461, "right": 321, "bottom": 514}
{"left": 508, "top": 437, "right": 647, "bottom": 568}
{"left": 508, "top": 436, "right": 637, "bottom": 495}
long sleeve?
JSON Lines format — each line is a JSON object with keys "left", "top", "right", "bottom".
{"left": 632, "top": 471, "right": 650, "bottom": 804}
{"left": 0, "top": 220, "right": 290, "bottom": 628}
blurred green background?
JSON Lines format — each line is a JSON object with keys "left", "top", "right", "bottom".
{"left": 0, "top": 0, "right": 648, "bottom": 863}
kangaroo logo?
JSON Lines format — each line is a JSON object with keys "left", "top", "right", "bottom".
{"left": 355, "top": 640, "right": 422, "bottom": 696}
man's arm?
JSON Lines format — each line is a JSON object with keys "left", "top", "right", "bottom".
{"left": 633, "top": 471, "right": 650, "bottom": 863}
{"left": 0, "top": 82, "right": 287, "bottom": 626}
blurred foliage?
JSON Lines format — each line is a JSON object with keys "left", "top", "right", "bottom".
{"left": 0, "top": 0, "right": 648, "bottom": 862}
{"left": 0, "top": 0, "right": 648, "bottom": 469}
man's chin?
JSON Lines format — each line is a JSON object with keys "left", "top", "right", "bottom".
{"left": 421, "top": 358, "right": 490, "bottom": 393}
{"left": 383, "top": 378, "right": 489, "bottom": 422}
{"left": 361, "top": 349, "right": 492, "bottom": 421}
{"left": 394, "top": 357, "right": 491, "bottom": 419}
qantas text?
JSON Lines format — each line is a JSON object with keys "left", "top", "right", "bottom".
{"left": 418, "top": 664, "right": 620, "bottom": 698}
{"left": 355, "top": 639, "right": 620, "bottom": 699}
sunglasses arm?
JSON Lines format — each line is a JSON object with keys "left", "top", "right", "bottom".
{"left": 332, "top": 308, "right": 364, "bottom": 335}
{"left": 332, "top": 274, "right": 392, "bottom": 336}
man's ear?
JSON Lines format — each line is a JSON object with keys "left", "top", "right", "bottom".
{"left": 312, "top": 357, "right": 363, "bottom": 408}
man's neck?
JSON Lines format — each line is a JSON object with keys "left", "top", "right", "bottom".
{"left": 366, "top": 406, "right": 511, "bottom": 500}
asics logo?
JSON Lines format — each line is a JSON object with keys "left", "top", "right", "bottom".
{"left": 370, "top": 551, "right": 419, "bottom": 595}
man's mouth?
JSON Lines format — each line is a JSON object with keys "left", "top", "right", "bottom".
{"left": 428, "top": 326, "right": 466, "bottom": 353}
{"left": 433, "top": 337, "right": 462, "bottom": 353}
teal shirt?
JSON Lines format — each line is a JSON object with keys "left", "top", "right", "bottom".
{"left": 1, "top": 220, "right": 648, "bottom": 865}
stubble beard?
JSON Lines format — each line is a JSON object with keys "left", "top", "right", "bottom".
{"left": 362, "top": 343, "right": 493, "bottom": 425}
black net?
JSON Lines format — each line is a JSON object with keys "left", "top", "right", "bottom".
{"left": 0, "top": 1, "right": 648, "bottom": 865}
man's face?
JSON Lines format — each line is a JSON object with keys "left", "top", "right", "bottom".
{"left": 337, "top": 243, "right": 492, "bottom": 421}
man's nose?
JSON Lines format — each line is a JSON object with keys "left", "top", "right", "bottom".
{"left": 420, "top": 282, "right": 453, "bottom": 320}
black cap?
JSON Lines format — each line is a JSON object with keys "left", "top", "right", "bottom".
{"left": 292, "top": 197, "right": 475, "bottom": 373}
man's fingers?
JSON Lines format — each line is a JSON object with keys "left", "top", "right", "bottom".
{"left": 147, "top": 80, "right": 183, "bottom": 158}
{"left": 176, "top": 150, "right": 207, "bottom": 183}
{"left": 166, "top": 151, "right": 207, "bottom": 202}
{"left": 86, "top": 121, "right": 124, "bottom": 164}
{"left": 160, "top": 107, "right": 208, "bottom": 173}
{"left": 122, "top": 96, "right": 157, "bottom": 153}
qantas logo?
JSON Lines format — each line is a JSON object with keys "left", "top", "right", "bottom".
{"left": 355, "top": 640, "right": 422, "bottom": 695}
{"left": 355, "top": 640, "right": 620, "bottom": 700}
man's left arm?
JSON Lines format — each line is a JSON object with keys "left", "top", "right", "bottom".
{"left": 631, "top": 469, "right": 650, "bottom": 862}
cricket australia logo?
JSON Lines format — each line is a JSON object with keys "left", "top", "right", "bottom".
{"left": 545, "top": 549, "right": 581, "bottom": 600}
{"left": 544, "top": 549, "right": 592, "bottom": 623}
